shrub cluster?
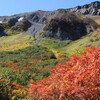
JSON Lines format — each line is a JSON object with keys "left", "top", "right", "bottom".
{"left": 28, "top": 47, "right": 100, "bottom": 100}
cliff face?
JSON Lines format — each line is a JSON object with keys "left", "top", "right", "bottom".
{"left": 0, "top": 1, "right": 99, "bottom": 40}
{"left": 67, "top": 1, "right": 100, "bottom": 16}
{"left": 42, "top": 13, "right": 99, "bottom": 40}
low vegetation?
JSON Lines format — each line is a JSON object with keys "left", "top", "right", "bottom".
{"left": 28, "top": 47, "right": 100, "bottom": 100}
{"left": 0, "top": 16, "right": 99, "bottom": 100}
{"left": 0, "top": 45, "right": 68, "bottom": 86}
{"left": 0, "top": 34, "right": 34, "bottom": 52}
{"left": 38, "top": 27, "right": 100, "bottom": 57}
{"left": 0, "top": 47, "right": 99, "bottom": 100}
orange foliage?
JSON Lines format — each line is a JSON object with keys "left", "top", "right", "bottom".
{"left": 6, "top": 61, "right": 22, "bottom": 70}
{"left": 57, "top": 55, "right": 66, "bottom": 60}
{"left": 28, "top": 47, "right": 100, "bottom": 100}
{"left": 0, "top": 58, "right": 42, "bottom": 71}
{"left": 29, "top": 59, "right": 42, "bottom": 62}
{"left": 0, "top": 79, "right": 8, "bottom": 82}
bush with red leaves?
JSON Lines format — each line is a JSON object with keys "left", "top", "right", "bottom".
{"left": 28, "top": 47, "right": 100, "bottom": 100}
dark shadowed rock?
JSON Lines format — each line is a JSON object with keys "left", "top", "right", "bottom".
{"left": 42, "top": 13, "right": 99, "bottom": 40}
{"left": 8, "top": 18, "right": 18, "bottom": 27}
{"left": 0, "top": 24, "right": 4, "bottom": 32}
{"left": 6, "top": 19, "right": 32, "bottom": 35}
{"left": 90, "top": 1, "right": 100, "bottom": 8}
{"left": 14, "top": 19, "right": 32, "bottom": 31}
{"left": 0, "top": 24, "right": 7, "bottom": 37}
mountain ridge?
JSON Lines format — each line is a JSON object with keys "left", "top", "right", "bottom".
{"left": 0, "top": 1, "right": 100, "bottom": 17}
{"left": 0, "top": 1, "right": 100, "bottom": 40}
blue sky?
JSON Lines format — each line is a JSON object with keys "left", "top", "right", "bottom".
{"left": 0, "top": 0, "right": 99, "bottom": 16}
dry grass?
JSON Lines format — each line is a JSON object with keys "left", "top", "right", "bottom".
{"left": 92, "top": 17, "right": 100, "bottom": 25}
{"left": 0, "top": 34, "right": 34, "bottom": 52}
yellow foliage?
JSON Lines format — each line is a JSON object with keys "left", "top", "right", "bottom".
{"left": 0, "top": 42, "right": 32, "bottom": 52}
{"left": 9, "top": 89, "right": 28, "bottom": 100}
{"left": 0, "top": 34, "right": 34, "bottom": 52}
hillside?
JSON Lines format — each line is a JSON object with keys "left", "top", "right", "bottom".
{"left": 38, "top": 27, "right": 100, "bottom": 57}
{"left": 0, "top": 34, "right": 34, "bottom": 52}
{"left": 0, "top": 1, "right": 100, "bottom": 40}
{"left": 0, "top": 1, "right": 100, "bottom": 100}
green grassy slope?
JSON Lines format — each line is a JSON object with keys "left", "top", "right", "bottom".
{"left": 0, "top": 44, "right": 66, "bottom": 86}
{"left": 39, "top": 27, "right": 100, "bottom": 57}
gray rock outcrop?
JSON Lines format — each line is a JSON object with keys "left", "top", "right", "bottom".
{"left": 0, "top": 1, "right": 99, "bottom": 40}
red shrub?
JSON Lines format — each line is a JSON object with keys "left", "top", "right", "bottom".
{"left": 28, "top": 47, "right": 100, "bottom": 100}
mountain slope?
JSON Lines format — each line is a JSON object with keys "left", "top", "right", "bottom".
{"left": 0, "top": 1, "right": 99, "bottom": 41}
{"left": 39, "top": 27, "right": 100, "bottom": 57}
{"left": 0, "top": 34, "right": 34, "bottom": 52}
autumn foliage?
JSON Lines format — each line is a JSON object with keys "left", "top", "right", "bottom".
{"left": 28, "top": 47, "right": 100, "bottom": 100}
{"left": 0, "top": 79, "right": 28, "bottom": 100}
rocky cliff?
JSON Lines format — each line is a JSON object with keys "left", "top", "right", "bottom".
{"left": 0, "top": 1, "right": 99, "bottom": 40}
{"left": 67, "top": 1, "right": 100, "bottom": 16}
